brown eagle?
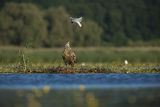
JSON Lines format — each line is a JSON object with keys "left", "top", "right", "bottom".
{"left": 62, "top": 42, "right": 76, "bottom": 67}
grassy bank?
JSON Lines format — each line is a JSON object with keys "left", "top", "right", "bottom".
{"left": 0, "top": 46, "right": 160, "bottom": 73}
{"left": 0, "top": 46, "right": 160, "bottom": 64}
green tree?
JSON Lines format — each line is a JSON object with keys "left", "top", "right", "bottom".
{"left": 44, "top": 7, "right": 73, "bottom": 47}
{"left": 112, "top": 31, "right": 128, "bottom": 46}
{"left": 1, "top": 0, "right": 160, "bottom": 46}
{"left": 0, "top": 3, "right": 47, "bottom": 47}
{"left": 73, "top": 20, "right": 103, "bottom": 46}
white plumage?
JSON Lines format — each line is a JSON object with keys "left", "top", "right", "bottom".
{"left": 124, "top": 60, "right": 128, "bottom": 65}
{"left": 70, "top": 17, "right": 83, "bottom": 27}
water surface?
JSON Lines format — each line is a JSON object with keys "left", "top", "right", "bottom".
{"left": 0, "top": 73, "right": 160, "bottom": 89}
{"left": 0, "top": 73, "right": 160, "bottom": 107}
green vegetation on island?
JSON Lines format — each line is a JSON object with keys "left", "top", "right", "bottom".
{"left": 0, "top": 47, "right": 159, "bottom": 73}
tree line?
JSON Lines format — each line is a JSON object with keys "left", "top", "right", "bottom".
{"left": 0, "top": 0, "right": 160, "bottom": 47}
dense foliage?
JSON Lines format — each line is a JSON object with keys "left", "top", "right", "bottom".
{"left": 0, "top": 0, "right": 160, "bottom": 47}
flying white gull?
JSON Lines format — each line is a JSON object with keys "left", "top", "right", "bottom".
{"left": 70, "top": 16, "right": 83, "bottom": 27}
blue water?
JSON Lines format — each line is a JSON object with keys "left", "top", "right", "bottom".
{"left": 0, "top": 73, "right": 160, "bottom": 89}
{"left": 0, "top": 73, "right": 160, "bottom": 107}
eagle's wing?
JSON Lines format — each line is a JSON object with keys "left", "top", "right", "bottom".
{"left": 70, "top": 51, "right": 76, "bottom": 63}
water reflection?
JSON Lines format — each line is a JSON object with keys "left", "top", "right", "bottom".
{"left": 0, "top": 73, "right": 160, "bottom": 107}
{"left": 0, "top": 88, "right": 160, "bottom": 107}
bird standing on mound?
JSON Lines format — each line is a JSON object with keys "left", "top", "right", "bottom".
{"left": 70, "top": 16, "right": 83, "bottom": 27}
{"left": 62, "top": 42, "right": 76, "bottom": 67}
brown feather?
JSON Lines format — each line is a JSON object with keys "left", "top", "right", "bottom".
{"left": 62, "top": 42, "right": 76, "bottom": 67}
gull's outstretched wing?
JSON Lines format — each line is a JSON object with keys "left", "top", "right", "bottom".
{"left": 74, "top": 17, "right": 82, "bottom": 22}
{"left": 76, "top": 21, "right": 82, "bottom": 27}
{"left": 78, "top": 17, "right": 82, "bottom": 22}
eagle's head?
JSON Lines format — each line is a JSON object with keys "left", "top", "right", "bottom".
{"left": 65, "top": 41, "right": 70, "bottom": 48}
